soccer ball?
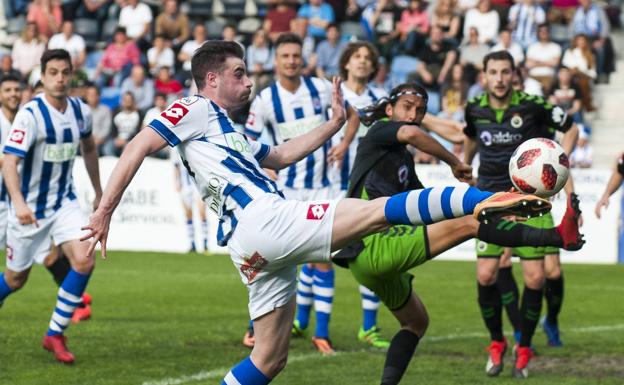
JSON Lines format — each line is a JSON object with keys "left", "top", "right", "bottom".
{"left": 509, "top": 138, "right": 570, "bottom": 198}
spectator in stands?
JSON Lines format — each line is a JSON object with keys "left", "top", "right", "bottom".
{"left": 549, "top": 0, "right": 579, "bottom": 24}
{"left": 463, "top": 0, "right": 499, "bottom": 45}
{"left": 467, "top": 70, "right": 486, "bottom": 99}
{"left": 439, "top": 63, "right": 468, "bottom": 122}
{"left": 0, "top": 56, "right": 24, "bottom": 85}
{"left": 397, "top": 0, "right": 430, "bottom": 55}
{"left": 525, "top": 24, "right": 562, "bottom": 95}
{"left": 222, "top": 24, "right": 239, "bottom": 43}
{"left": 508, "top": 0, "right": 546, "bottom": 49}
{"left": 85, "top": 84, "right": 113, "bottom": 155}
{"left": 48, "top": 20, "right": 86, "bottom": 69}
{"left": 512, "top": 65, "right": 543, "bottom": 95}
{"left": 571, "top": 0, "right": 614, "bottom": 83}
{"left": 147, "top": 35, "right": 175, "bottom": 76}
{"left": 290, "top": 18, "right": 317, "bottom": 76}
{"left": 142, "top": 92, "right": 167, "bottom": 128}
{"left": 549, "top": 66, "right": 584, "bottom": 124}
{"left": 27, "top": 0, "right": 63, "bottom": 39}
{"left": 178, "top": 24, "right": 206, "bottom": 86}
{"left": 412, "top": 25, "right": 457, "bottom": 114}
{"left": 459, "top": 27, "right": 490, "bottom": 77}
{"left": 246, "top": 29, "right": 274, "bottom": 95}
{"left": 78, "top": 0, "right": 111, "bottom": 24}
{"left": 113, "top": 91, "right": 140, "bottom": 156}
{"left": 4, "top": 0, "right": 29, "bottom": 17}
{"left": 297, "top": 0, "right": 336, "bottom": 41}
{"left": 154, "top": 66, "right": 183, "bottom": 101}
{"left": 118, "top": 0, "right": 153, "bottom": 50}
{"left": 120, "top": 65, "right": 154, "bottom": 113}
{"left": 94, "top": 27, "right": 141, "bottom": 88}
{"left": 570, "top": 128, "right": 593, "bottom": 168}
{"left": 11, "top": 23, "right": 46, "bottom": 79}
{"left": 490, "top": 29, "right": 525, "bottom": 67}
{"left": 314, "top": 24, "right": 347, "bottom": 79}
{"left": 431, "top": 0, "right": 461, "bottom": 47}
{"left": 562, "top": 33, "right": 596, "bottom": 110}
{"left": 155, "top": 0, "right": 189, "bottom": 49}
{"left": 361, "top": 0, "right": 402, "bottom": 60}
{"left": 490, "top": 0, "right": 513, "bottom": 25}
{"left": 264, "top": 0, "right": 298, "bottom": 42}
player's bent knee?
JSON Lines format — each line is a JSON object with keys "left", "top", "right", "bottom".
{"left": 523, "top": 271, "right": 545, "bottom": 289}
{"left": 5, "top": 270, "right": 30, "bottom": 290}
{"left": 477, "top": 270, "right": 497, "bottom": 286}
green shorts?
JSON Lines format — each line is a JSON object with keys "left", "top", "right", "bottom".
{"left": 475, "top": 212, "right": 559, "bottom": 259}
{"left": 348, "top": 225, "right": 430, "bottom": 311}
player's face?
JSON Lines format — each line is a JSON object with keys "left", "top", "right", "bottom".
{"left": 0, "top": 80, "right": 22, "bottom": 112}
{"left": 41, "top": 59, "right": 72, "bottom": 99}
{"left": 344, "top": 46, "right": 374, "bottom": 82}
{"left": 485, "top": 59, "right": 513, "bottom": 101}
{"left": 216, "top": 57, "right": 253, "bottom": 108}
{"left": 275, "top": 43, "right": 303, "bottom": 79}
{"left": 387, "top": 94, "right": 427, "bottom": 124}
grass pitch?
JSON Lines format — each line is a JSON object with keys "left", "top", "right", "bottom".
{"left": 0, "top": 252, "right": 623, "bottom": 385}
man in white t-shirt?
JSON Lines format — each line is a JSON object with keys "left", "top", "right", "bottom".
{"left": 47, "top": 21, "right": 86, "bottom": 69}
{"left": 118, "top": 0, "right": 153, "bottom": 48}
{"left": 177, "top": 24, "right": 207, "bottom": 85}
{"left": 525, "top": 24, "right": 562, "bottom": 94}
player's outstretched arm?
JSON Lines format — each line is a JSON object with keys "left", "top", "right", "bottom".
{"left": 595, "top": 156, "right": 624, "bottom": 218}
{"left": 261, "top": 77, "right": 346, "bottom": 170}
{"left": 80, "top": 135, "right": 104, "bottom": 209}
{"left": 81, "top": 128, "right": 168, "bottom": 258}
{"left": 327, "top": 106, "right": 359, "bottom": 167}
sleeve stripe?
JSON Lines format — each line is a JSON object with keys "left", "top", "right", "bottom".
{"left": 244, "top": 127, "right": 261, "bottom": 139}
{"left": 3, "top": 146, "right": 26, "bottom": 158}
{"left": 149, "top": 119, "right": 181, "bottom": 146}
{"left": 254, "top": 143, "right": 270, "bottom": 162}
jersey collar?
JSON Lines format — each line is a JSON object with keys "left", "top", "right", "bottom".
{"left": 480, "top": 90, "right": 522, "bottom": 108}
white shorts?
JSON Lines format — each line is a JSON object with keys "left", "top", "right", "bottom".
{"left": 179, "top": 186, "right": 199, "bottom": 209}
{"left": 6, "top": 200, "right": 87, "bottom": 272}
{"left": 281, "top": 186, "right": 335, "bottom": 201}
{"left": 0, "top": 202, "right": 7, "bottom": 249}
{"left": 228, "top": 193, "right": 338, "bottom": 319}
{"left": 329, "top": 185, "right": 347, "bottom": 199}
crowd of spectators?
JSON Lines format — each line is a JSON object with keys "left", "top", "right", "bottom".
{"left": 0, "top": 0, "right": 619, "bottom": 164}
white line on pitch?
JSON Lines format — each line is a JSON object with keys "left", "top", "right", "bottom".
{"left": 141, "top": 323, "right": 624, "bottom": 385}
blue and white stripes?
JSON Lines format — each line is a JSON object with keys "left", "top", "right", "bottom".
{"left": 313, "top": 269, "right": 334, "bottom": 338}
{"left": 47, "top": 269, "right": 90, "bottom": 336}
{"left": 360, "top": 285, "right": 381, "bottom": 331}
{"left": 222, "top": 357, "right": 271, "bottom": 385}
{"left": 384, "top": 186, "right": 493, "bottom": 226}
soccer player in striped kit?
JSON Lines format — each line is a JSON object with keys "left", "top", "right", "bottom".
{"left": 0, "top": 49, "right": 103, "bottom": 364}
{"left": 245, "top": 33, "right": 359, "bottom": 354}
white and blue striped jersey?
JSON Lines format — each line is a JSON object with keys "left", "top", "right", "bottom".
{"left": 148, "top": 95, "right": 282, "bottom": 246}
{"left": 0, "top": 110, "right": 13, "bottom": 203}
{"left": 332, "top": 84, "right": 387, "bottom": 191}
{"left": 245, "top": 77, "right": 333, "bottom": 190}
{"left": 171, "top": 150, "right": 197, "bottom": 192}
{"left": 3, "top": 95, "right": 92, "bottom": 219}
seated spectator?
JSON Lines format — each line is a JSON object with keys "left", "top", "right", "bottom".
{"left": 11, "top": 23, "right": 46, "bottom": 79}
{"left": 570, "top": 0, "right": 614, "bottom": 82}
{"left": 113, "top": 92, "right": 141, "bottom": 156}
{"left": 94, "top": 27, "right": 141, "bottom": 88}
{"left": 361, "top": 0, "right": 402, "bottom": 60}
{"left": 118, "top": 0, "right": 153, "bottom": 50}
{"left": 155, "top": 0, "right": 189, "bottom": 48}
{"left": 246, "top": 29, "right": 274, "bottom": 95}
{"left": 459, "top": 27, "right": 490, "bottom": 80}
{"left": 549, "top": 0, "right": 579, "bottom": 24}
{"left": 467, "top": 70, "right": 486, "bottom": 99}
{"left": 463, "top": 0, "right": 499, "bottom": 45}
{"left": 562, "top": 33, "right": 596, "bottom": 110}
{"left": 264, "top": 0, "right": 298, "bottom": 42}
{"left": 525, "top": 24, "right": 562, "bottom": 95}
{"left": 508, "top": 0, "right": 546, "bottom": 49}
{"left": 314, "top": 24, "right": 347, "bottom": 79}
{"left": 0, "top": 56, "right": 24, "bottom": 85}
{"left": 431, "top": 0, "right": 461, "bottom": 46}
{"left": 490, "top": 30, "right": 525, "bottom": 67}
{"left": 142, "top": 92, "right": 168, "bottom": 127}
{"left": 120, "top": 65, "right": 155, "bottom": 113}
{"left": 48, "top": 20, "right": 86, "bottom": 69}
{"left": 84, "top": 84, "right": 113, "bottom": 155}
{"left": 155, "top": 66, "right": 183, "bottom": 101}
{"left": 291, "top": 18, "right": 317, "bottom": 76}
{"left": 27, "top": 0, "right": 63, "bottom": 39}
{"left": 147, "top": 35, "right": 175, "bottom": 76}
{"left": 513, "top": 66, "right": 543, "bottom": 95}
{"left": 297, "top": 0, "right": 336, "bottom": 41}
{"left": 222, "top": 24, "right": 241, "bottom": 44}
{"left": 549, "top": 66, "right": 584, "bottom": 124}
{"left": 569, "top": 128, "right": 592, "bottom": 168}
{"left": 439, "top": 63, "right": 468, "bottom": 122}
{"left": 178, "top": 24, "right": 206, "bottom": 86}
{"left": 397, "top": 0, "right": 430, "bottom": 55}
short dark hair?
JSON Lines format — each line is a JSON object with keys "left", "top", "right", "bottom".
{"left": 155, "top": 92, "right": 167, "bottom": 100}
{"left": 0, "top": 73, "right": 22, "bottom": 86}
{"left": 114, "top": 27, "right": 127, "bottom": 36}
{"left": 191, "top": 40, "right": 245, "bottom": 90}
{"left": 41, "top": 49, "right": 73, "bottom": 73}
{"left": 274, "top": 33, "right": 303, "bottom": 52}
{"left": 483, "top": 50, "right": 515, "bottom": 72}
{"left": 339, "top": 41, "right": 380, "bottom": 82}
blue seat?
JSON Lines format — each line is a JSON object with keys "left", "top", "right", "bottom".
{"left": 388, "top": 55, "right": 420, "bottom": 89}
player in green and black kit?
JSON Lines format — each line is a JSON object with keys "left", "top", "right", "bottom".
{"left": 333, "top": 82, "right": 584, "bottom": 385}
{"left": 463, "top": 51, "right": 580, "bottom": 378}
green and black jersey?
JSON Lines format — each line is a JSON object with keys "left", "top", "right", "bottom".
{"left": 464, "top": 91, "right": 573, "bottom": 192}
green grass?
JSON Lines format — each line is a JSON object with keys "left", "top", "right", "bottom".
{"left": 1, "top": 252, "right": 623, "bottom": 385}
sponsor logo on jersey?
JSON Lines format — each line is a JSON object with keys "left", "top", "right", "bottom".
{"left": 43, "top": 143, "right": 78, "bottom": 162}
{"left": 9, "top": 129, "right": 25, "bottom": 144}
{"left": 510, "top": 114, "right": 523, "bottom": 129}
{"left": 480, "top": 130, "right": 523, "bottom": 146}
{"left": 307, "top": 203, "right": 330, "bottom": 220}
{"left": 204, "top": 175, "right": 226, "bottom": 216}
{"left": 398, "top": 165, "right": 408, "bottom": 184}
{"left": 161, "top": 103, "right": 189, "bottom": 125}
{"left": 551, "top": 106, "right": 566, "bottom": 125}
{"left": 312, "top": 96, "right": 322, "bottom": 112}
{"left": 224, "top": 132, "right": 252, "bottom": 155}
{"left": 240, "top": 252, "right": 268, "bottom": 283}
{"left": 477, "top": 241, "right": 488, "bottom": 253}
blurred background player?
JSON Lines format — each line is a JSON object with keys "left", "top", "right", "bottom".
{"left": 463, "top": 51, "right": 579, "bottom": 378}
{"left": 244, "top": 33, "right": 359, "bottom": 354}
{"left": 595, "top": 153, "right": 624, "bottom": 218}
{"left": 172, "top": 151, "right": 208, "bottom": 252}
